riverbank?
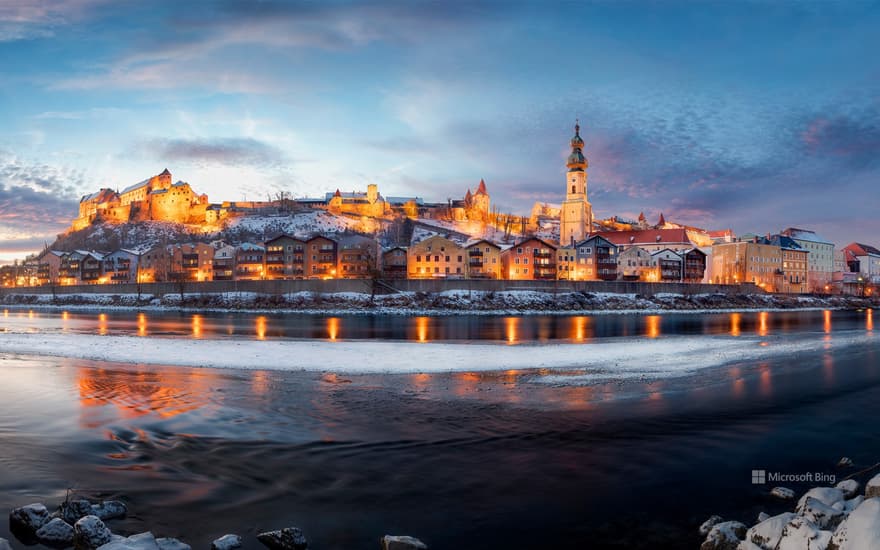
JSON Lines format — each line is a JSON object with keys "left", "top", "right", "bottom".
{"left": 0, "top": 289, "right": 876, "bottom": 315}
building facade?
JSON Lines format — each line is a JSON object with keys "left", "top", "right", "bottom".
{"left": 559, "top": 122, "right": 593, "bottom": 246}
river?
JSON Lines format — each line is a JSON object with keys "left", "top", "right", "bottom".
{"left": 0, "top": 308, "right": 877, "bottom": 549}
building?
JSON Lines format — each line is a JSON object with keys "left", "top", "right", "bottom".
{"left": 212, "top": 245, "right": 236, "bottom": 281}
{"left": 381, "top": 247, "right": 408, "bottom": 279}
{"left": 465, "top": 239, "right": 502, "bottom": 279}
{"left": 138, "top": 246, "right": 172, "bottom": 282}
{"left": 327, "top": 184, "right": 389, "bottom": 218}
{"left": 617, "top": 246, "right": 653, "bottom": 281}
{"left": 305, "top": 236, "right": 338, "bottom": 279}
{"left": 650, "top": 249, "right": 683, "bottom": 282}
{"left": 71, "top": 169, "right": 210, "bottom": 231}
{"left": 781, "top": 228, "right": 835, "bottom": 292}
{"left": 559, "top": 122, "right": 593, "bottom": 246}
{"left": 169, "top": 243, "right": 214, "bottom": 282}
{"left": 764, "top": 235, "right": 808, "bottom": 294}
{"left": 235, "top": 243, "right": 265, "bottom": 281}
{"left": 502, "top": 238, "right": 557, "bottom": 280}
{"left": 842, "top": 243, "right": 880, "bottom": 284}
{"left": 336, "top": 234, "right": 379, "bottom": 279}
{"left": 407, "top": 235, "right": 466, "bottom": 279}
{"left": 559, "top": 235, "right": 618, "bottom": 281}
{"left": 34, "top": 249, "right": 66, "bottom": 286}
{"left": 449, "top": 180, "right": 491, "bottom": 222}
{"left": 263, "top": 235, "right": 307, "bottom": 280}
{"left": 682, "top": 248, "right": 708, "bottom": 283}
{"left": 596, "top": 228, "right": 696, "bottom": 254}
{"left": 103, "top": 249, "right": 140, "bottom": 284}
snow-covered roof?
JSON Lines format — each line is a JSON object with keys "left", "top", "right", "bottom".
{"left": 237, "top": 242, "right": 265, "bottom": 251}
{"left": 386, "top": 196, "right": 424, "bottom": 206}
{"left": 120, "top": 178, "right": 150, "bottom": 195}
{"left": 781, "top": 228, "right": 833, "bottom": 245}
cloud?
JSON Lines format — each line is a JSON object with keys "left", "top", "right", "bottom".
{"left": 138, "top": 137, "right": 287, "bottom": 169}
{"left": 0, "top": 152, "right": 81, "bottom": 237}
{"left": 801, "top": 107, "right": 880, "bottom": 169}
{"left": 0, "top": 0, "right": 111, "bottom": 41}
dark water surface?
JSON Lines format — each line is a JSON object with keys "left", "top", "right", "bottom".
{"left": 0, "top": 309, "right": 878, "bottom": 549}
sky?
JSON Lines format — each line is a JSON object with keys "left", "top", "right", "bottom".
{"left": 0, "top": 0, "right": 878, "bottom": 262}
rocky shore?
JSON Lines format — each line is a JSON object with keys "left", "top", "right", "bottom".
{"left": 5, "top": 497, "right": 427, "bottom": 550}
{"left": 700, "top": 459, "right": 880, "bottom": 549}
{"left": 0, "top": 289, "right": 876, "bottom": 315}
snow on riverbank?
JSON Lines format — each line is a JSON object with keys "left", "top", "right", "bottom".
{"left": 0, "top": 330, "right": 873, "bottom": 379}
{"left": 2, "top": 289, "right": 876, "bottom": 316}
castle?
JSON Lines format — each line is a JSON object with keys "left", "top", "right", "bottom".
{"left": 72, "top": 169, "right": 209, "bottom": 231}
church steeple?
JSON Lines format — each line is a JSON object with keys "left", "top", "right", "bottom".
{"left": 566, "top": 119, "right": 588, "bottom": 172}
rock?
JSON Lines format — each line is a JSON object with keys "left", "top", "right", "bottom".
{"left": 73, "top": 516, "right": 113, "bottom": 550}
{"left": 61, "top": 500, "right": 95, "bottom": 524}
{"left": 796, "top": 487, "right": 845, "bottom": 513}
{"left": 155, "top": 538, "right": 190, "bottom": 550}
{"left": 771, "top": 487, "right": 796, "bottom": 500}
{"left": 836, "top": 479, "right": 860, "bottom": 499}
{"left": 380, "top": 535, "right": 428, "bottom": 550}
{"left": 775, "top": 516, "right": 831, "bottom": 550}
{"left": 831, "top": 497, "right": 880, "bottom": 550}
{"left": 838, "top": 457, "right": 854, "bottom": 468}
{"left": 699, "top": 515, "right": 724, "bottom": 536}
{"left": 91, "top": 501, "right": 127, "bottom": 521}
{"left": 0, "top": 537, "right": 13, "bottom": 550}
{"left": 211, "top": 535, "right": 242, "bottom": 550}
{"left": 97, "top": 532, "right": 159, "bottom": 550}
{"left": 700, "top": 520, "right": 746, "bottom": 550}
{"left": 256, "top": 528, "right": 307, "bottom": 550}
{"left": 10, "top": 503, "right": 51, "bottom": 533}
{"left": 834, "top": 496, "right": 865, "bottom": 514}
{"left": 799, "top": 496, "right": 845, "bottom": 530}
{"left": 744, "top": 512, "right": 796, "bottom": 549}
{"left": 757, "top": 512, "right": 770, "bottom": 523}
{"left": 36, "top": 518, "right": 76, "bottom": 546}
{"left": 865, "top": 473, "right": 880, "bottom": 498}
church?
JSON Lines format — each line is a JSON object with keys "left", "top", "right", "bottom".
{"left": 559, "top": 121, "right": 593, "bottom": 245}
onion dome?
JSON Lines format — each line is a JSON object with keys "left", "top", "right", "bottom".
{"left": 566, "top": 120, "right": 588, "bottom": 170}
{"left": 570, "top": 121, "right": 584, "bottom": 149}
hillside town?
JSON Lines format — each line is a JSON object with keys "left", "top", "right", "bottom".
{"left": 1, "top": 124, "right": 877, "bottom": 296}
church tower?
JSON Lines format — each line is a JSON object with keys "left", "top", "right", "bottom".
{"left": 559, "top": 121, "right": 593, "bottom": 245}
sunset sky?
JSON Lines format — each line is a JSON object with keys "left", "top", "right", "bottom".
{"left": 1, "top": 1, "right": 878, "bottom": 262}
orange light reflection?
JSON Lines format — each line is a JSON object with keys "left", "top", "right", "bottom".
{"left": 730, "top": 313, "right": 741, "bottom": 337}
{"left": 98, "top": 313, "right": 108, "bottom": 335}
{"left": 137, "top": 313, "right": 147, "bottom": 337}
{"left": 255, "top": 316, "right": 267, "bottom": 340}
{"left": 758, "top": 311, "right": 768, "bottom": 337}
{"left": 867, "top": 309, "right": 873, "bottom": 332}
{"left": 645, "top": 315, "right": 661, "bottom": 338}
{"left": 505, "top": 317, "right": 519, "bottom": 344}
{"left": 416, "top": 316, "right": 429, "bottom": 342}
{"left": 327, "top": 317, "right": 339, "bottom": 341}
{"left": 192, "top": 314, "right": 203, "bottom": 338}
{"left": 823, "top": 310, "right": 832, "bottom": 334}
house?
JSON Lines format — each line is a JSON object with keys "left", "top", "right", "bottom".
{"left": 842, "top": 243, "right": 880, "bottom": 284}
{"left": 651, "top": 249, "right": 683, "bottom": 282}
{"left": 169, "top": 243, "right": 214, "bottom": 282}
{"left": 465, "top": 239, "right": 502, "bottom": 279}
{"left": 502, "top": 238, "right": 557, "bottom": 280}
{"left": 103, "top": 249, "right": 140, "bottom": 284}
{"left": 681, "top": 248, "right": 708, "bottom": 283}
{"left": 263, "top": 234, "right": 307, "bottom": 280}
{"left": 762, "top": 235, "right": 808, "bottom": 294}
{"left": 617, "top": 246, "right": 653, "bottom": 281}
{"left": 781, "top": 228, "right": 835, "bottom": 292}
{"left": 407, "top": 235, "right": 466, "bottom": 279}
{"left": 595, "top": 228, "right": 695, "bottom": 253}
{"left": 556, "top": 243, "right": 577, "bottom": 280}
{"left": 336, "top": 234, "right": 379, "bottom": 279}
{"left": 305, "top": 236, "right": 338, "bottom": 279}
{"left": 35, "top": 249, "right": 66, "bottom": 285}
{"left": 138, "top": 246, "right": 172, "bottom": 282}
{"left": 381, "top": 247, "right": 408, "bottom": 279}
{"left": 235, "top": 243, "right": 265, "bottom": 281}
{"left": 212, "top": 245, "right": 236, "bottom": 281}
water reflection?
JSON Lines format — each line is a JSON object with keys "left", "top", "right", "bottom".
{"left": 759, "top": 363, "right": 772, "bottom": 397}
{"left": 645, "top": 315, "right": 661, "bottom": 339}
{"left": 758, "top": 311, "right": 768, "bottom": 337}
{"left": 138, "top": 313, "right": 147, "bottom": 337}
{"left": 729, "top": 313, "right": 741, "bottom": 337}
{"left": 868, "top": 309, "right": 874, "bottom": 332}
{"left": 571, "top": 316, "right": 592, "bottom": 342}
{"left": 98, "top": 313, "right": 108, "bottom": 335}
{"left": 505, "top": 317, "right": 518, "bottom": 344}
{"left": 824, "top": 310, "right": 832, "bottom": 334}
{"left": 326, "top": 317, "right": 339, "bottom": 341}
{"left": 415, "top": 316, "right": 429, "bottom": 343}
{"left": 192, "top": 315, "right": 203, "bottom": 338}
{"left": 255, "top": 316, "right": 267, "bottom": 340}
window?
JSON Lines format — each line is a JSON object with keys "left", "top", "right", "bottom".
{"left": 434, "top": 255, "right": 440, "bottom": 262}
{"left": 445, "top": 256, "right": 450, "bottom": 262}
{"left": 523, "top": 258, "right": 529, "bottom": 264}
{"left": 517, "top": 248, "right": 523, "bottom": 254}
{"left": 457, "top": 255, "right": 462, "bottom": 262}
{"left": 524, "top": 268, "right": 529, "bottom": 274}
{"left": 416, "top": 255, "right": 421, "bottom": 262}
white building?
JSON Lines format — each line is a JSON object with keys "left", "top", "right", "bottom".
{"left": 781, "top": 227, "right": 835, "bottom": 292}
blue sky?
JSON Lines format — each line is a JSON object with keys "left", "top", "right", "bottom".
{"left": 1, "top": 0, "right": 878, "bottom": 260}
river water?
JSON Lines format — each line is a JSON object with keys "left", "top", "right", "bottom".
{"left": 0, "top": 308, "right": 877, "bottom": 549}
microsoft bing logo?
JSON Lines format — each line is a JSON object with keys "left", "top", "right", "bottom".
{"left": 752, "top": 470, "right": 766, "bottom": 484}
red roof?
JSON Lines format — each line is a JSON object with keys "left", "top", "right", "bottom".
{"left": 476, "top": 178, "right": 487, "bottom": 195}
{"left": 708, "top": 229, "right": 733, "bottom": 238}
{"left": 844, "top": 242, "right": 880, "bottom": 256}
{"left": 594, "top": 228, "right": 692, "bottom": 247}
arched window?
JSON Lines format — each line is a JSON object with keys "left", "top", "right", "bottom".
{"left": 571, "top": 185, "right": 576, "bottom": 194}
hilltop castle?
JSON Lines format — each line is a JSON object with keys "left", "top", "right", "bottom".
{"left": 71, "top": 169, "right": 209, "bottom": 231}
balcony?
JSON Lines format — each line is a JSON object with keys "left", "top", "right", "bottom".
{"left": 468, "top": 249, "right": 483, "bottom": 257}
{"left": 533, "top": 251, "right": 553, "bottom": 259}
{"left": 469, "top": 259, "right": 483, "bottom": 267}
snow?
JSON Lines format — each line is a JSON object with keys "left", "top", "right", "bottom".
{"left": 0, "top": 330, "right": 873, "bottom": 378}
{"left": 831, "top": 498, "right": 880, "bottom": 549}
{"left": 743, "top": 512, "right": 796, "bottom": 549}
{"left": 224, "top": 210, "right": 374, "bottom": 236}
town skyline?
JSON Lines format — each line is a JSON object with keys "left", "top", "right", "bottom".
{"left": 1, "top": 1, "right": 879, "bottom": 263}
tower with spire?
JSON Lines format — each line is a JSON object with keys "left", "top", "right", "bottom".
{"left": 560, "top": 120, "right": 593, "bottom": 245}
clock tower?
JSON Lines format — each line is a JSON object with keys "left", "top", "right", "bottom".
{"left": 559, "top": 121, "right": 593, "bottom": 245}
